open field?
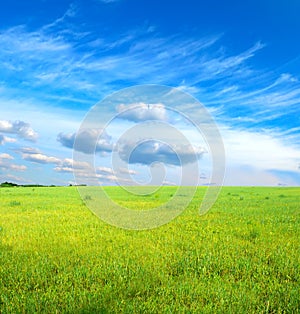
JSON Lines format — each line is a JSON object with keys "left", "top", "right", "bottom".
{"left": 0, "top": 186, "right": 299, "bottom": 313}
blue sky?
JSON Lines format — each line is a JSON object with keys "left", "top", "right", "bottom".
{"left": 0, "top": 0, "right": 299, "bottom": 186}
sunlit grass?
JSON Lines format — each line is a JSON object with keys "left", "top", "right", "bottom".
{"left": 0, "top": 186, "right": 299, "bottom": 313}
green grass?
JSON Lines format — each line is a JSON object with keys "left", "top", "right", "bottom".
{"left": 0, "top": 186, "right": 299, "bottom": 313}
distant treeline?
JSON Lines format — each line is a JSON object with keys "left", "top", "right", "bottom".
{"left": 0, "top": 182, "right": 87, "bottom": 188}
{"left": 0, "top": 181, "right": 55, "bottom": 188}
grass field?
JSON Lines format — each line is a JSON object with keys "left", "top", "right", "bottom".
{"left": 0, "top": 186, "right": 299, "bottom": 313}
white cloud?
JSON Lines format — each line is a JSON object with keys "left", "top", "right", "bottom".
{"left": 197, "top": 41, "right": 265, "bottom": 80}
{"left": 162, "top": 180, "right": 177, "bottom": 186}
{"left": 57, "top": 129, "right": 113, "bottom": 154}
{"left": 176, "top": 85, "right": 201, "bottom": 95}
{"left": 54, "top": 166, "right": 74, "bottom": 173}
{"left": 61, "top": 158, "right": 90, "bottom": 169}
{"left": 0, "top": 153, "right": 14, "bottom": 160}
{"left": 118, "top": 167, "right": 138, "bottom": 175}
{"left": 10, "top": 164, "right": 27, "bottom": 171}
{"left": 117, "top": 139, "right": 206, "bottom": 166}
{"left": 0, "top": 15, "right": 299, "bottom": 186}
{"left": 3, "top": 136, "right": 17, "bottom": 143}
{"left": 0, "top": 134, "right": 17, "bottom": 145}
{"left": 22, "top": 153, "right": 60, "bottom": 164}
{"left": 18, "top": 147, "right": 41, "bottom": 154}
{"left": 0, "top": 150, "right": 26, "bottom": 172}
{"left": 0, "top": 120, "right": 38, "bottom": 141}
{"left": 0, "top": 22, "right": 221, "bottom": 93}
{"left": 95, "top": 173, "right": 132, "bottom": 184}
{"left": 116, "top": 103, "right": 168, "bottom": 122}
{"left": 222, "top": 127, "right": 300, "bottom": 172}
{"left": 224, "top": 166, "right": 300, "bottom": 186}
{"left": 0, "top": 159, "right": 27, "bottom": 172}
{"left": 0, "top": 25, "right": 70, "bottom": 55}
{"left": 0, "top": 174, "right": 28, "bottom": 183}
{"left": 97, "top": 166, "right": 114, "bottom": 175}
{"left": 69, "top": 165, "right": 131, "bottom": 185}
{"left": 41, "top": 3, "right": 77, "bottom": 33}
{"left": 54, "top": 158, "right": 92, "bottom": 173}
{"left": 57, "top": 160, "right": 138, "bottom": 185}
{"left": 0, "top": 134, "right": 4, "bottom": 145}
{"left": 21, "top": 152, "right": 91, "bottom": 173}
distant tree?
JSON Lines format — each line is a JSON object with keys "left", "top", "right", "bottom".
{"left": 0, "top": 182, "right": 18, "bottom": 187}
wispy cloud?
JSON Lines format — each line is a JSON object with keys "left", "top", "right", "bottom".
{"left": 0, "top": 155, "right": 27, "bottom": 171}
{"left": 0, "top": 173, "right": 29, "bottom": 184}
{"left": 41, "top": 3, "right": 78, "bottom": 31}
{"left": 96, "top": 0, "right": 121, "bottom": 3}
{"left": 0, "top": 7, "right": 300, "bottom": 186}
{"left": 1, "top": 19, "right": 298, "bottom": 137}
{"left": 0, "top": 21, "right": 233, "bottom": 96}
{"left": 2, "top": 15, "right": 297, "bottom": 129}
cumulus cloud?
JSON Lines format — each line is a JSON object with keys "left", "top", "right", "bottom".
{"left": 61, "top": 158, "right": 90, "bottom": 169}
{"left": 21, "top": 151, "right": 92, "bottom": 171}
{"left": 22, "top": 153, "right": 60, "bottom": 164}
{"left": 64, "top": 164, "right": 130, "bottom": 185}
{"left": 0, "top": 153, "right": 14, "bottom": 160}
{"left": 116, "top": 103, "right": 168, "bottom": 122}
{"left": 117, "top": 139, "right": 205, "bottom": 166}
{"left": 57, "top": 129, "right": 113, "bottom": 154}
{"left": 0, "top": 120, "right": 38, "bottom": 141}
{"left": 53, "top": 166, "right": 74, "bottom": 173}
{"left": 57, "top": 162, "right": 134, "bottom": 185}
{"left": 54, "top": 158, "right": 91, "bottom": 173}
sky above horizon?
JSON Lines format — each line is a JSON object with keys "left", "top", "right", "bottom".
{"left": 0, "top": 0, "right": 300, "bottom": 186}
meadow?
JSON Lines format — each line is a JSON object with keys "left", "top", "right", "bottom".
{"left": 0, "top": 186, "right": 299, "bottom": 313}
